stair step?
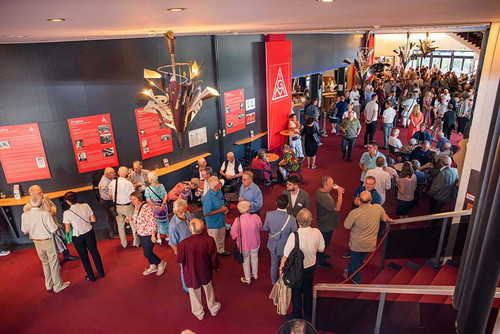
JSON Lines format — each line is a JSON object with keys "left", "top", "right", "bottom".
{"left": 395, "top": 265, "right": 439, "bottom": 302}
{"left": 386, "top": 266, "right": 419, "bottom": 301}
{"left": 420, "top": 263, "right": 458, "bottom": 304}
{"left": 357, "top": 265, "right": 400, "bottom": 300}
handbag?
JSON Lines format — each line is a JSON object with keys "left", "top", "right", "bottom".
{"left": 109, "top": 177, "right": 119, "bottom": 217}
{"left": 233, "top": 217, "right": 244, "bottom": 264}
{"left": 269, "top": 215, "right": 291, "bottom": 241}
{"left": 312, "top": 128, "right": 321, "bottom": 143}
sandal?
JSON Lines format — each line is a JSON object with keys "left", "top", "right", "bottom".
{"left": 143, "top": 266, "right": 157, "bottom": 276}
{"left": 311, "top": 165, "right": 317, "bottom": 169}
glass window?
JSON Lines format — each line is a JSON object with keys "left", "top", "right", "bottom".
{"left": 454, "top": 51, "right": 475, "bottom": 57}
{"left": 452, "top": 58, "right": 464, "bottom": 73}
{"left": 462, "top": 58, "right": 473, "bottom": 73}
{"left": 422, "top": 57, "right": 430, "bottom": 68}
{"left": 433, "top": 50, "right": 453, "bottom": 56}
{"left": 440, "top": 58, "right": 451, "bottom": 71}
{"left": 432, "top": 57, "right": 442, "bottom": 69}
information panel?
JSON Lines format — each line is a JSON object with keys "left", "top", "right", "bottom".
{"left": 135, "top": 108, "right": 174, "bottom": 159}
{"left": 68, "top": 114, "right": 119, "bottom": 173}
{"left": 0, "top": 123, "right": 51, "bottom": 183}
{"left": 224, "top": 89, "right": 246, "bottom": 134}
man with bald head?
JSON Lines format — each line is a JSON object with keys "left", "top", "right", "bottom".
{"left": 177, "top": 218, "right": 221, "bottom": 320}
{"left": 109, "top": 166, "right": 138, "bottom": 249}
{"left": 23, "top": 185, "right": 79, "bottom": 261}
{"left": 98, "top": 167, "right": 119, "bottom": 239}
{"left": 219, "top": 151, "right": 243, "bottom": 193}
{"left": 343, "top": 191, "right": 392, "bottom": 283}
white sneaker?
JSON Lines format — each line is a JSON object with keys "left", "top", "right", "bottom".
{"left": 0, "top": 250, "right": 10, "bottom": 256}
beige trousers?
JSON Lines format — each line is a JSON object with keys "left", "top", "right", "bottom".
{"left": 34, "top": 239, "right": 63, "bottom": 292}
{"left": 188, "top": 281, "right": 221, "bottom": 320}
{"left": 242, "top": 247, "right": 259, "bottom": 280}
{"left": 207, "top": 227, "right": 226, "bottom": 254}
{"left": 116, "top": 204, "right": 138, "bottom": 248}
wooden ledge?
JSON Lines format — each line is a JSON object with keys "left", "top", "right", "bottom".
{"left": 234, "top": 132, "right": 268, "bottom": 145}
{"left": 0, "top": 152, "right": 211, "bottom": 207}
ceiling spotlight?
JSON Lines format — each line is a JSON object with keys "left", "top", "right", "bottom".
{"left": 317, "top": 0, "right": 335, "bottom": 2}
{"left": 166, "top": 8, "right": 186, "bottom": 12}
{"left": 47, "top": 18, "right": 66, "bottom": 22}
{"left": 373, "top": 25, "right": 381, "bottom": 28}
{"left": 16, "top": 35, "right": 26, "bottom": 38}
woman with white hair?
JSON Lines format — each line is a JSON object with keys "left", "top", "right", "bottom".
{"left": 230, "top": 200, "right": 263, "bottom": 284}
{"left": 169, "top": 198, "right": 192, "bottom": 293}
{"left": 388, "top": 128, "right": 402, "bottom": 149}
{"left": 144, "top": 171, "right": 169, "bottom": 243}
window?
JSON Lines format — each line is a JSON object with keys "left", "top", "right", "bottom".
{"left": 452, "top": 58, "right": 464, "bottom": 73}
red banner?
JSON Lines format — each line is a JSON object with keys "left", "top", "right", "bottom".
{"left": 67, "top": 114, "right": 119, "bottom": 173}
{"left": 266, "top": 40, "right": 292, "bottom": 150}
{"left": 0, "top": 123, "right": 51, "bottom": 183}
{"left": 135, "top": 108, "right": 174, "bottom": 159}
{"left": 224, "top": 89, "right": 246, "bottom": 134}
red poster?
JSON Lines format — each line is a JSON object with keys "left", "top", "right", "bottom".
{"left": 246, "top": 112, "right": 256, "bottom": 124}
{"left": 266, "top": 40, "right": 292, "bottom": 150}
{"left": 0, "top": 123, "right": 51, "bottom": 183}
{"left": 67, "top": 114, "right": 119, "bottom": 173}
{"left": 224, "top": 89, "right": 246, "bottom": 134}
{"left": 135, "top": 108, "right": 174, "bottom": 159}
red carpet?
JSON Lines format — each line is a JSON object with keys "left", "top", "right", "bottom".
{"left": 0, "top": 121, "right": 465, "bottom": 333}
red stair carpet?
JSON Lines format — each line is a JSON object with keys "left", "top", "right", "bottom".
{"left": 0, "top": 120, "right": 465, "bottom": 333}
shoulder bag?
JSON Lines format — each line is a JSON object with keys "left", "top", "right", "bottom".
{"left": 233, "top": 217, "right": 244, "bottom": 264}
{"left": 269, "top": 215, "right": 291, "bottom": 241}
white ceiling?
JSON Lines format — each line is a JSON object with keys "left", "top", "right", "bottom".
{"left": 0, "top": 0, "right": 499, "bottom": 44}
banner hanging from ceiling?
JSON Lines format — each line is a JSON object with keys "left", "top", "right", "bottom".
{"left": 266, "top": 39, "right": 292, "bottom": 150}
{"left": 0, "top": 123, "right": 51, "bottom": 183}
{"left": 135, "top": 108, "right": 174, "bottom": 159}
{"left": 67, "top": 113, "right": 119, "bottom": 173}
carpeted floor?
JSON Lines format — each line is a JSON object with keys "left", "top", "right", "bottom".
{"left": 0, "top": 120, "right": 463, "bottom": 334}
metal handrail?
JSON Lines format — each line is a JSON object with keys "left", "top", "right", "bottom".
{"left": 388, "top": 209, "right": 472, "bottom": 226}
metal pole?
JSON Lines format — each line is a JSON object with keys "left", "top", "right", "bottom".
{"left": 374, "top": 292, "right": 386, "bottom": 334}
{"left": 312, "top": 289, "right": 318, "bottom": 327}
{"left": 433, "top": 217, "right": 449, "bottom": 268}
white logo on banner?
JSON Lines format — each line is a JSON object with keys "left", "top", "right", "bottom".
{"left": 29, "top": 126, "right": 34, "bottom": 132}
{"left": 272, "top": 67, "right": 288, "bottom": 101}
{"left": 102, "top": 117, "right": 107, "bottom": 122}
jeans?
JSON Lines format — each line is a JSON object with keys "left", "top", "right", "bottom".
{"left": 317, "top": 230, "right": 333, "bottom": 265}
{"left": 291, "top": 266, "right": 316, "bottom": 322}
{"left": 138, "top": 235, "right": 161, "bottom": 266}
{"left": 341, "top": 137, "right": 357, "bottom": 159}
{"left": 346, "top": 251, "right": 368, "bottom": 284}
{"left": 270, "top": 252, "right": 282, "bottom": 285}
{"left": 73, "top": 229, "right": 104, "bottom": 281}
{"left": 382, "top": 123, "right": 393, "bottom": 148}
{"left": 364, "top": 122, "right": 377, "bottom": 146}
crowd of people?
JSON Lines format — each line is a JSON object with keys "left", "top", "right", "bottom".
{"left": 12, "top": 64, "right": 466, "bottom": 327}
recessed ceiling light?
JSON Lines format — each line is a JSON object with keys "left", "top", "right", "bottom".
{"left": 47, "top": 18, "right": 66, "bottom": 22}
{"left": 16, "top": 35, "right": 26, "bottom": 38}
{"left": 166, "top": 8, "right": 186, "bottom": 12}
{"left": 373, "top": 25, "right": 381, "bottom": 28}
{"left": 317, "top": 0, "right": 334, "bottom": 2}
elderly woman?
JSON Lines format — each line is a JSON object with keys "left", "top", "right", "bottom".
{"left": 169, "top": 198, "right": 192, "bottom": 293}
{"left": 167, "top": 178, "right": 201, "bottom": 203}
{"left": 251, "top": 149, "right": 273, "bottom": 184}
{"left": 63, "top": 191, "right": 104, "bottom": 282}
{"left": 278, "top": 144, "right": 300, "bottom": 183}
{"left": 230, "top": 200, "right": 263, "bottom": 285}
{"left": 192, "top": 157, "right": 207, "bottom": 179}
{"left": 144, "top": 171, "right": 169, "bottom": 243}
{"left": 288, "top": 113, "right": 304, "bottom": 158}
{"left": 129, "top": 191, "right": 166, "bottom": 276}
{"left": 396, "top": 162, "right": 417, "bottom": 218}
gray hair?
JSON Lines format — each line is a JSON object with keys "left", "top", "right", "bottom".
{"left": 320, "top": 175, "right": 332, "bottom": 188}
{"left": 440, "top": 155, "right": 452, "bottom": 167}
{"left": 207, "top": 176, "right": 220, "bottom": 190}
{"left": 237, "top": 200, "right": 251, "bottom": 214}
{"left": 147, "top": 171, "right": 158, "bottom": 183}
{"left": 133, "top": 160, "right": 143, "bottom": 168}
{"left": 443, "top": 142, "right": 452, "bottom": 149}
{"left": 437, "top": 132, "right": 444, "bottom": 139}
{"left": 29, "top": 193, "right": 43, "bottom": 207}
{"left": 197, "top": 158, "right": 206, "bottom": 167}
{"left": 173, "top": 198, "right": 188, "bottom": 213}
{"left": 190, "top": 178, "right": 200, "bottom": 187}
{"left": 118, "top": 166, "right": 129, "bottom": 177}
{"left": 190, "top": 219, "right": 204, "bottom": 234}
{"left": 296, "top": 208, "right": 313, "bottom": 227}
{"left": 28, "top": 185, "right": 42, "bottom": 195}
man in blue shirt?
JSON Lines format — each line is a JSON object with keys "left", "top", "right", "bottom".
{"left": 239, "top": 171, "right": 263, "bottom": 215}
{"left": 203, "top": 176, "right": 230, "bottom": 256}
{"left": 169, "top": 198, "right": 193, "bottom": 293}
{"left": 410, "top": 140, "right": 431, "bottom": 165}
{"left": 436, "top": 131, "right": 451, "bottom": 152}
{"left": 333, "top": 95, "right": 348, "bottom": 134}
{"left": 359, "top": 141, "right": 386, "bottom": 185}
{"left": 412, "top": 124, "right": 432, "bottom": 143}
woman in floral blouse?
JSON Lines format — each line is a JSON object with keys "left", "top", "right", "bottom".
{"left": 278, "top": 144, "right": 300, "bottom": 182}
{"left": 145, "top": 171, "right": 169, "bottom": 244}
{"left": 129, "top": 191, "right": 166, "bottom": 276}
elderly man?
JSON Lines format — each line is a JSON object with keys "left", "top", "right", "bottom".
{"left": 109, "top": 166, "right": 138, "bottom": 249}
{"left": 428, "top": 156, "right": 459, "bottom": 221}
{"left": 128, "top": 160, "right": 150, "bottom": 193}
{"left": 344, "top": 191, "right": 392, "bottom": 284}
{"left": 219, "top": 152, "right": 243, "bottom": 193}
{"left": 410, "top": 140, "right": 431, "bottom": 165}
{"left": 263, "top": 194, "right": 297, "bottom": 285}
{"left": 440, "top": 142, "right": 454, "bottom": 159}
{"left": 280, "top": 209, "right": 325, "bottom": 322}
{"left": 359, "top": 141, "right": 386, "bottom": 185}
{"left": 192, "top": 158, "right": 207, "bottom": 179}
{"left": 23, "top": 185, "right": 79, "bottom": 261}
{"left": 315, "top": 176, "right": 344, "bottom": 269}
{"left": 239, "top": 171, "right": 263, "bottom": 215}
{"left": 202, "top": 176, "right": 230, "bottom": 256}
{"left": 436, "top": 131, "right": 451, "bottom": 152}
{"left": 21, "top": 193, "right": 70, "bottom": 293}
{"left": 281, "top": 175, "right": 311, "bottom": 218}
{"left": 412, "top": 123, "right": 432, "bottom": 143}
{"left": 98, "top": 167, "right": 119, "bottom": 239}
{"left": 199, "top": 167, "right": 224, "bottom": 197}
{"left": 365, "top": 157, "right": 392, "bottom": 206}
{"left": 177, "top": 219, "right": 221, "bottom": 320}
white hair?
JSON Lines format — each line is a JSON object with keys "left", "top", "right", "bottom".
{"left": 173, "top": 198, "right": 188, "bottom": 213}
{"left": 207, "top": 176, "right": 220, "bottom": 190}
{"left": 441, "top": 155, "right": 452, "bottom": 166}
{"left": 28, "top": 185, "right": 42, "bottom": 195}
{"left": 237, "top": 200, "right": 251, "bottom": 214}
{"left": 118, "top": 166, "right": 129, "bottom": 177}
{"left": 147, "top": 171, "right": 158, "bottom": 183}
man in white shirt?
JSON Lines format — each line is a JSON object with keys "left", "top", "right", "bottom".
{"left": 388, "top": 128, "right": 403, "bottom": 149}
{"left": 109, "top": 166, "right": 138, "bottom": 249}
{"left": 280, "top": 208, "right": 325, "bottom": 322}
{"left": 363, "top": 94, "right": 378, "bottom": 148}
{"left": 381, "top": 100, "right": 397, "bottom": 150}
{"left": 365, "top": 157, "right": 392, "bottom": 205}
{"left": 219, "top": 152, "right": 243, "bottom": 193}
{"left": 349, "top": 85, "right": 361, "bottom": 118}
{"left": 98, "top": 167, "right": 119, "bottom": 239}
{"left": 442, "top": 89, "right": 451, "bottom": 104}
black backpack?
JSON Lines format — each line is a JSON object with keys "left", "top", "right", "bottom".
{"left": 282, "top": 232, "right": 305, "bottom": 288}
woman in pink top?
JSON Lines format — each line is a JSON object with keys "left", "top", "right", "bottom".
{"left": 230, "top": 200, "right": 263, "bottom": 284}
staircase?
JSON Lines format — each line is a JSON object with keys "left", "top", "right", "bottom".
{"left": 454, "top": 32, "right": 484, "bottom": 50}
